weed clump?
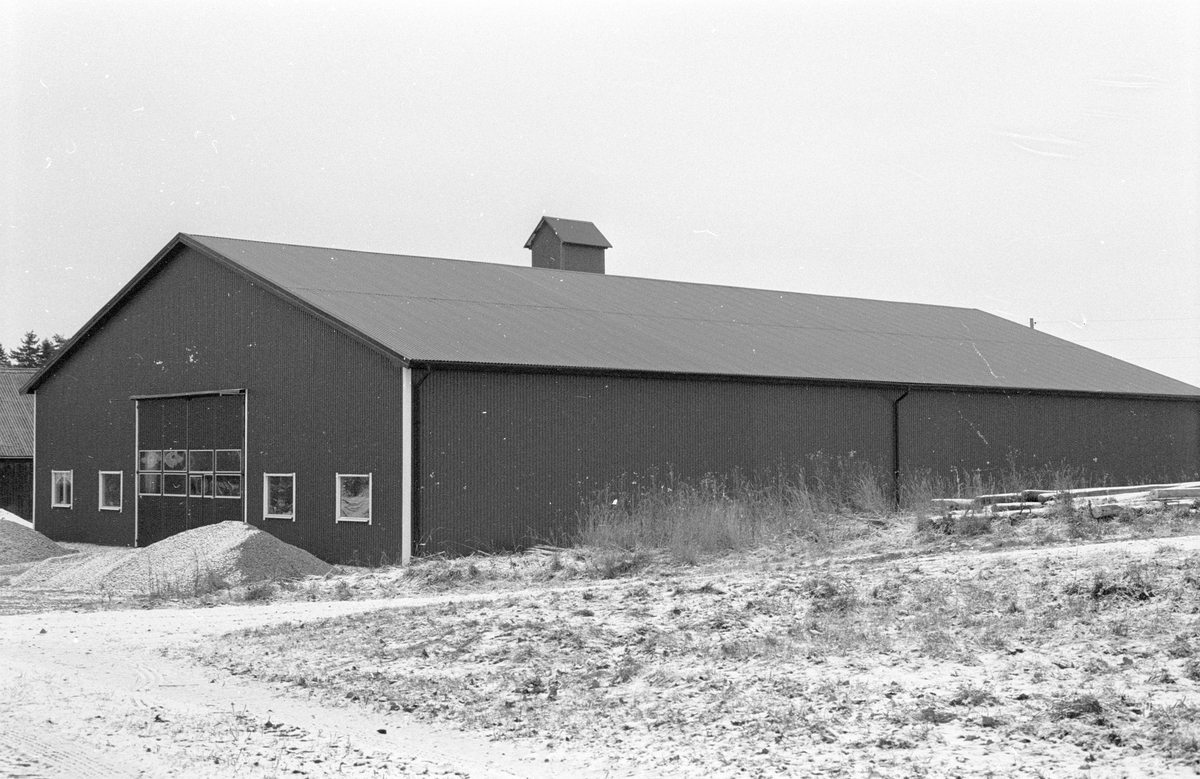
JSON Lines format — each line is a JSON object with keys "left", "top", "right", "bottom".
{"left": 921, "top": 512, "right": 993, "bottom": 538}
{"left": 949, "top": 685, "right": 999, "bottom": 707}
{"left": 802, "top": 576, "right": 858, "bottom": 614}
{"left": 585, "top": 548, "right": 652, "bottom": 579}
{"left": 1074, "top": 563, "right": 1157, "bottom": 602}
{"left": 1050, "top": 694, "right": 1104, "bottom": 721}
{"left": 240, "top": 580, "right": 275, "bottom": 602}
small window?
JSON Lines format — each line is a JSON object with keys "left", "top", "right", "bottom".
{"left": 215, "top": 449, "right": 242, "bottom": 473}
{"left": 162, "top": 472, "right": 187, "bottom": 496}
{"left": 163, "top": 450, "right": 187, "bottom": 471}
{"left": 139, "top": 450, "right": 163, "bottom": 472}
{"left": 139, "top": 473, "right": 163, "bottom": 496}
{"left": 264, "top": 473, "right": 295, "bottom": 520}
{"left": 51, "top": 470, "right": 73, "bottom": 508}
{"left": 99, "top": 471, "right": 123, "bottom": 511}
{"left": 189, "top": 473, "right": 215, "bottom": 498}
{"left": 188, "top": 450, "right": 214, "bottom": 473}
{"left": 336, "top": 473, "right": 372, "bottom": 523}
{"left": 214, "top": 474, "right": 242, "bottom": 499}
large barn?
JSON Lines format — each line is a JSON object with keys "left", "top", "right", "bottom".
{"left": 23, "top": 219, "right": 1200, "bottom": 563}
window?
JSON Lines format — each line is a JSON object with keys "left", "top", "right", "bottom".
{"left": 140, "top": 473, "right": 163, "bottom": 495}
{"left": 336, "top": 473, "right": 372, "bottom": 523}
{"left": 139, "top": 450, "right": 162, "bottom": 496}
{"left": 189, "top": 473, "right": 212, "bottom": 498}
{"left": 215, "top": 449, "right": 242, "bottom": 473}
{"left": 51, "top": 470, "right": 73, "bottom": 508}
{"left": 264, "top": 473, "right": 295, "bottom": 520}
{"left": 188, "top": 449, "right": 214, "bottom": 473}
{"left": 163, "top": 473, "right": 187, "bottom": 496}
{"left": 99, "top": 471, "right": 123, "bottom": 511}
{"left": 139, "top": 450, "right": 162, "bottom": 471}
{"left": 214, "top": 449, "right": 242, "bottom": 499}
{"left": 189, "top": 449, "right": 214, "bottom": 498}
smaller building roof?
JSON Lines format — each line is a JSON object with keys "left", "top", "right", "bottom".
{"left": 0, "top": 368, "right": 35, "bottom": 458}
{"left": 524, "top": 217, "right": 612, "bottom": 249}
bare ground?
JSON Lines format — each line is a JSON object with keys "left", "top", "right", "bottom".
{"left": 2, "top": 533, "right": 1200, "bottom": 777}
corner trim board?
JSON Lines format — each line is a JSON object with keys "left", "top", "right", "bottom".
{"left": 401, "top": 365, "right": 413, "bottom": 565}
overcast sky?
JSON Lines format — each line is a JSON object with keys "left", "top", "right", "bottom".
{"left": 3, "top": 0, "right": 1198, "bottom": 386}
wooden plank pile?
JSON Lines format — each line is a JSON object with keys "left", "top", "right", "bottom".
{"left": 931, "top": 481, "right": 1200, "bottom": 521}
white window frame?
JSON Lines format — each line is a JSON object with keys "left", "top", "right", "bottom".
{"left": 162, "top": 472, "right": 187, "bottom": 497}
{"left": 336, "top": 473, "right": 372, "bottom": 524}
{"left": 139, "top": 472, "right": 163, "bottom": 496}
{"left": 215, "top": 448, "right": 242, "bottom": 474}
{"left": 51, "top": 470, "right": 73, "bottom": 509}
{"left": 213, "top": 449, "right": 243, "bottom": 500}
{"left": 213, "top": 473, "right": 242, "bottom": 500}
{"left": 99, "top": 471, "right": 123, "bottom": 512}
{"left": 263, "top": 473, "right": 296, "bottom": 521}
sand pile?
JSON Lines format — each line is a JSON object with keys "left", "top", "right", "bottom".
{"left": 0, "top": 520, "right": 72, "bottom": 565}
{"left": 13, "top": 522, "right": 333, "bottom": 594}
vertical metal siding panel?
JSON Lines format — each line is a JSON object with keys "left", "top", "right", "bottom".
{"left": 418, "top": 371, "right": 897, "bottom": 555}
{"left": 245, "top": 281, "right": 406, "bottom": 564}
{"left": 899, "top": 391, "right": 1200, "bottom": 486}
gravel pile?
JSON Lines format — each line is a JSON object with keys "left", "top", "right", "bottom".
{"left": 0, "top": 520, "right": 72, "bottom": 565}
{"left": 12, "top": 522, "right": 333, "bottom": 594}
{"left": 12, "top": 547, "right": 135, "bottom": 589}
{"left": 1, "top": 508, "right": 34, "bottom": 529}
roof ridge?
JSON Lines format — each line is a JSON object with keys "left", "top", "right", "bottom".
{"left": 189, "top": 234, "right": 994, "bottom": 317}
{"left": 287, "top": 285, "right": 1049, "bottom": 342}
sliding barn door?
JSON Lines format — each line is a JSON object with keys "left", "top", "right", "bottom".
{"left": 136, "top": 395, "right": 244, "bottom": 547}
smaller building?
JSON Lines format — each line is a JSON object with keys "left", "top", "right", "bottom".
{"left": 0, "top": 368, "right": 36, "bottom": 521}
{"left": 525, "top": 216, "right": 612, "bottom": 274}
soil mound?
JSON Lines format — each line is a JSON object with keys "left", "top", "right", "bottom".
{"left": 12, "top": 522, "right": 333, "bottom": 594}
{"left": 0, "top": 520, "right": 72, "bottom": 565}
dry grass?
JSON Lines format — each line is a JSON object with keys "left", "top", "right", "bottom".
{"left": 191, "top": 536, "right": 1200, "bottom": 775}
{"left": 576, "top": 463, "right": 892, "bottom": 566}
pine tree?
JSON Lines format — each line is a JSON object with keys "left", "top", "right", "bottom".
{"left": 37, "top": 335, "right": 65, "bottom": 365}
{"left": 0, "top": 343, "right": 7, "bottom": 367}
{"left": 10, "top": 331, "right": 41, "bottom": 367}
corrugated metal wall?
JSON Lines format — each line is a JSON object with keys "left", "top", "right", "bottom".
{"left": 415, "top": 369, "right": 896, "bottom": 553}
{"left": 34, "top": 245, "right": 406, "bottom": 563}
{"left": 899, "top": 389, "right": 1200, "bottom": 486}
{"left": 417, "top": 370, "right": 1200, "bottom": 554}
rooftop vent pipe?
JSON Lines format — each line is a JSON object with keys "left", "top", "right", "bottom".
{"left": 524, "top": 216, "right": 611, "bottom": 274}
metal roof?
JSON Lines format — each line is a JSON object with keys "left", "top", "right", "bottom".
{"left": 524, "top": 217, "right": 612, "bottom": 249}
{"left": 169, "top": 234, "right": 1200, "bottom": 398}
{"left": 0, "top": 368, "right": 35, "bottom": 457}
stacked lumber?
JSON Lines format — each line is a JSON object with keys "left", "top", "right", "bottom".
{"left": 931, "top": 481, "right": 1200, "bottom": 521}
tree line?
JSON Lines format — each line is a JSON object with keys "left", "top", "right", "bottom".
{"left": 0, "top": 331, "right": 67, "bottom": 369}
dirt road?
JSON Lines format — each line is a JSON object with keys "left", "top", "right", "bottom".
{"left": 0, "top": 595, "right": 609, "bottom": 778}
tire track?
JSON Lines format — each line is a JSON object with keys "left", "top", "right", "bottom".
{"left": 2, "top": 723, "right": 135, "bottom": 778}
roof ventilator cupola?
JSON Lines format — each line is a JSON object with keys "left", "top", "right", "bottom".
{"left": 524, "top": 216, "right": 611, "bottom": 274}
